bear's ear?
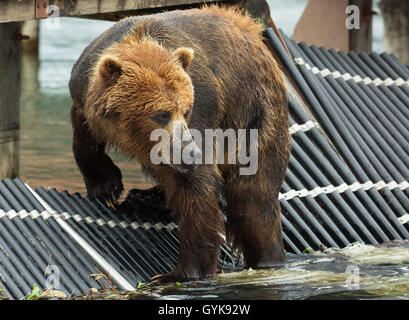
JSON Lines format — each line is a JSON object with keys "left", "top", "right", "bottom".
{"left": 98, "top": 55, "right": 122, "bottom": 84}
{"left": 172, "top": 47, "right": 194, "bottom": 70}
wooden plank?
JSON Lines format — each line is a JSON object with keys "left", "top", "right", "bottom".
{"left": 0, "top": 22, "right": 21, "bottom": 179}
{"left": 0, "top": 1, "right": 34, "bottom": 23}
{"left": 0, "top": 0, "right": 222, "bottom": 23}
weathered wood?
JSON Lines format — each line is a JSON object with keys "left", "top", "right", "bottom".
{"left": 79, "top": 0, "right": 266, "bottom": 22}
{"left": 0, "top": 22, "right": 21, "bottom": 180}
{"left": 22, "top": 20, "right": 39, "bottom": 54}
{"left": 0, "top": 0, "right": 223, "bottom": 23}
{"left": 380, "top": 0, "right": 409, "bottom": 64}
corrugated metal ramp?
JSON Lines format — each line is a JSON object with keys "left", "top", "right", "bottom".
{"left": 266, "top": 28, "right": 409, "bottom": 252}
{"left": 0, "top": 178, "right": 235, "bottom": 299}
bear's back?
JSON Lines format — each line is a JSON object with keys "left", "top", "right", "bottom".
{"left": 69, "top": 17, "right": 139, "bottom": 105}
{"left": 69, "top": 7, "right": 266, "bottom": 107}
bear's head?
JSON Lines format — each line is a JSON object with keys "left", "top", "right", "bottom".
{"left": 85, "top": 37, "right": 201, "bottom": 172}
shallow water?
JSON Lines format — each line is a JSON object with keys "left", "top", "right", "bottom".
{"left": 128, "top": 243, "right": 409, "bottom": 300}
{"left": 17, "top": 2, "right": 405, "bottom": 300}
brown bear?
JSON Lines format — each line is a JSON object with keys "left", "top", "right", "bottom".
{"left": 69, "top": 5, "right": 290, "bottom": 281}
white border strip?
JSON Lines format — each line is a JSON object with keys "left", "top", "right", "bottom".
{"left": 294, "top": 57, "right": 409, "bottom": 87}
{"left": 279, "top": 180, "right": 409, "bottom": 200}
{"left": 398, "top": 214, "right": 409, "bottom": 225}
{"left": 25, "top": 184, "right": 136, "bottom": 291}
{"left": 289, "top": 120, "right": 318, "bottom": 135}
{"left": 0, "top": 208, "right": 177, "bottom": 232}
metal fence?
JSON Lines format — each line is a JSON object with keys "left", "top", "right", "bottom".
{"left": 266, "top": 29, "right": 409, "bottom": 253}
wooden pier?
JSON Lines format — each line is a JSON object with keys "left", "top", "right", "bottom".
{"left": 0, "top": 0, "right": 227, "bottom": 22}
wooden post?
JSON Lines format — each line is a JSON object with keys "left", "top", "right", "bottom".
{"left": 0, "top": 22, "right": 22, "bottom": 180}
{"left": 22, "top": 20, "right": 39, "bottom": 54}
{"left": 379, "top": 0, "right": 409, "bottom": 64}
{"left": 349, "top": 0, "right": 374, "bottom": 52}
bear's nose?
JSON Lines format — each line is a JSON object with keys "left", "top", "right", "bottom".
{"left": 181, "top": 142, "right": 201, "bottom": 171}
{"left": 190, "top": 146, "right": 202, "bottom": 161}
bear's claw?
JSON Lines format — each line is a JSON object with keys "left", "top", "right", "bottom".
{"left": 150, "top": 271, "right": 197, "bottom": 283}
{"left": 85, "top": 159, "right": 124, "bottom": 206}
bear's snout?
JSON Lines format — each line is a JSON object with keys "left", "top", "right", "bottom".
{"left": 180, "top": 140, "right": 202, "bottom": 171}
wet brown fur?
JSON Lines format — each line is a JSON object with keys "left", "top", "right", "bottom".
{"left": 69, "top": 5, "right": 290, "bottom": 280}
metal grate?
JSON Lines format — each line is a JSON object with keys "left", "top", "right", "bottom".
{"left": 0, "top": 178, "right": 235, "bottom": 299}
{"left": 266, "top": 28, "right": 409, "bottom": 253}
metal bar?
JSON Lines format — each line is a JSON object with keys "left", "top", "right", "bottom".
{"left": 69, "top": 193, "right": 156, "bottom": 279}
{"left": 289, "top": 97, "right": 409, "bottom": 238}
{"left": 89, "top": 197, "right": 171, "bottom": 276}
{"left": 0, "top": 261, "right": 24, "bottom": 300}
{"left": 284, "top": 165, "right": 351, "bottom": 247}
{"left": 280, "top": 197, "right": 323, "bottom": 249}
{"left": 26, "top": 184, "right": 136, "bottom": 291}
{"left": 380, "top": 52, "right": 409, "bottom": 79}
{"left": 282, "top": 232, "right": 301, "bottom": 254}
{"left": 326, "top": 49, "right": 409, "bottom": 144}
{"left": 0, "top": 217, "right": 48, "bottom": 289}
{"left": 16, "top": 185, "right": 102, "bottom": 289}
{"left": 298, "top": 43, "right": 409, "bottom": 234}
{"left": 348, "top": 52, "right": 409, "bottom": 113}
{"left": 281, "top": 180, "right": 339, "bottom": 248}
{"left": 0, "top": 234, "right": 33, "bottom": 296}
{"left": 280, "top": 213, "right": 312, "bottom": 252}
{"left": 55, "top": 190, "right": 141, "bottom": 285}
{"left": 95, "top": 198, "right": 178, "bottom": 267}
{"left": 0, "top": 185, "right": 83, "bottom": 295}
{"left": 284, "top": 39, "right": 407, "bottom": 237}
{"left": 287, "top": 141, "right": 375, "bottom": 243}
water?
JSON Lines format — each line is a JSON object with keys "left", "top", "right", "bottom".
{"left": 114, "top": 243, "right": 409, "bottom": 300}
{"left": 18, "top": 1, "right": 407, "bottom": 300}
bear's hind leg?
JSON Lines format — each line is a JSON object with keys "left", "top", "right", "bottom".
{"left": 71, "top": 104, "right": 123, "bottom": 206}
{"left": 224, "top": 167, "right": 286, "bottom": 269}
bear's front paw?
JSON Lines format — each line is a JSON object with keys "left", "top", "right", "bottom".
{"left": 85, "top": 161, "right": 124, "bottom": 208}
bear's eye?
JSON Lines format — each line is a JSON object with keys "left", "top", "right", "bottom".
{"left": 152, "top": 112, "right": 170, "bottom": 126}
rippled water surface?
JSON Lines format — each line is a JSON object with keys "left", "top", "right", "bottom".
{"left": 126, "top": 243, "right": 409, "bottom": 300}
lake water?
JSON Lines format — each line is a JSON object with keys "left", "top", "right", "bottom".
{"left": 83, "top": 242, "right": 409, "bottom": 300}
{"left": 18, "top": 1, "right": 408, "bottom": 300}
